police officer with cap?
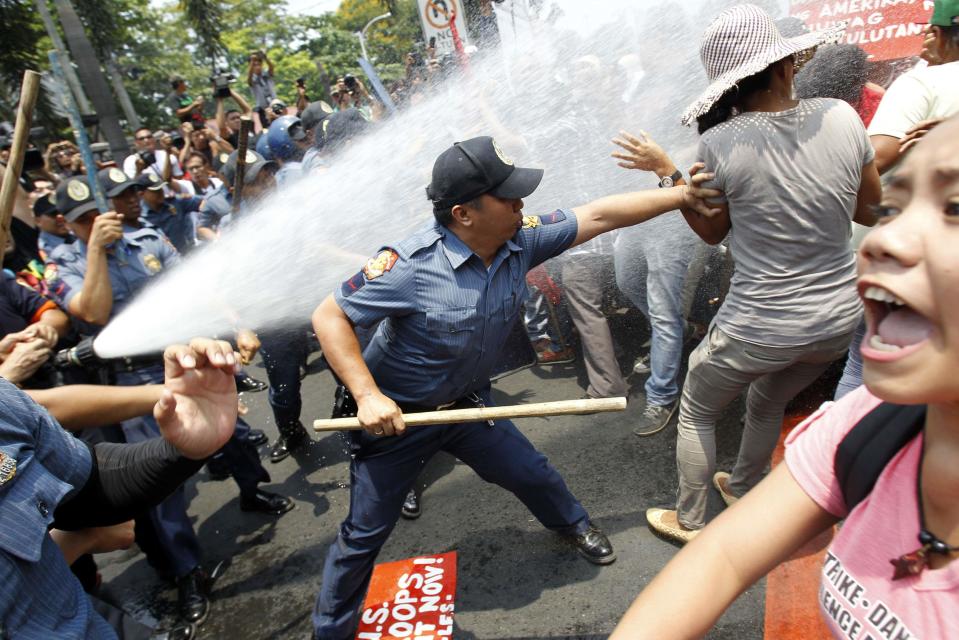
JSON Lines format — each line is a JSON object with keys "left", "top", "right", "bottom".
{"left": 50, "top": 176, "right": 294, "bottom": 624}
{"left": 309, "top": 136, "right": 721, "bottom": 638}
{"left": 33, "top": 190, "right": 73, "bottom": 257}
{"left": 137, "top": 172, "right": 202, "bottom": 255}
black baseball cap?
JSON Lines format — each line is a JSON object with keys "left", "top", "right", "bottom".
{"left": 300, "top": 100, "right": 334, "bottom": 132}
{"left": 221, "top": 149, "right": 276, "bottom": 187}
{"left": 321, "top": 108, "right": 369, "bottom": 151}
{"left": 426, "top": 137, "right": 543, "bottom": 211}
{"left": 55, "top": 177, "right": 99, "bottom": 222}
{"left": 136, "top": 172, "right": 167, "bottom": 191}
{"left": 33, "top": 191, "right": 58, "bottom": 217}
{"left": 98, "top": 166, "right": 139, "bottom": 197}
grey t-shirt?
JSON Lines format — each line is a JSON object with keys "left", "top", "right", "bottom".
{"left": 699, "top": 98, "right": 873, "bottom": 347}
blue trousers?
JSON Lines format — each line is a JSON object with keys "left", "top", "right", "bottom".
{"left": 259, "top": 327, "right": 310, "bottom": 433}
{"left": 614, "top": 220, "right": 697, "bottom": 406}
{"left": 312, "top": 399, "right": 590, "bottom": 639}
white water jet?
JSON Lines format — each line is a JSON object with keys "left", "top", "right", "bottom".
{"left": 94, "top": 0, "right": 795, "bottom": 358}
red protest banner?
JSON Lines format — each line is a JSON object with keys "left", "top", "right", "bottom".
{"left": 356, "top": 552, "right": 457, "bottom": 640}
{"left": 790, "top": 0, "right": 935, "bottom": 60}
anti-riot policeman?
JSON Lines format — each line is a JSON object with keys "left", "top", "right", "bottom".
{"left": 309, "top": 136, "right": 721, "bottom": 639}
{"left": 50, "top": 176, "right": 293, "bottom": 625}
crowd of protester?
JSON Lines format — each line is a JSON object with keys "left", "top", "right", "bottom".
{"left": 0, "top": 0, "right": 957, "bottom": 638}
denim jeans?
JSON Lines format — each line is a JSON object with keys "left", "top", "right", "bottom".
{"left": 674, "top": 325, "right": 854, "bottom": 529}
{"left": 614, "top": 219, "right": 697, "bottom": 406}
{"left": 834, "top": 316, "right": 866, "bottom": 400}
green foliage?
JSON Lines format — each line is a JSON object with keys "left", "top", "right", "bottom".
{"left": 0, "top": 0, "right": 426, "bottom": 135}
{"left": 0, "top": 0, "right": 59, "bottom": 127}
{"left": 178, "top": 0, "right": 227, "bottom": 69}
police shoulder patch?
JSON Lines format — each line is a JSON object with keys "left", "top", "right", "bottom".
{"left": 539, "top": 210, "right": 567, "bottom": 225}
{"left": 362, "top": 249, "right": 399, "bottom": 280}
{"left": 0, "top": 451, "right": 16, "bottom": 487}
{"left": 522, "top": 215, "right": 540, "bottom": 229}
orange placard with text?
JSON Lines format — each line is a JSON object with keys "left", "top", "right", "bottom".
{"left": 790, "top": 0, "right": 935, "bottom": 61}
{"left": 356, "top": 552, "right": 457, "bottom": 640}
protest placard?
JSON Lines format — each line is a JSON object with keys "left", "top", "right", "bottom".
{"left": 356, "top": 552, "right": 457, "bottom": 640}
{"left": 790, "top": 0, "right": 935, "bottom": 60}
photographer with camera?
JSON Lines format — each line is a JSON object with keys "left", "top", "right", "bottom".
{"left": 166, "top": 76, "right": 205, "bottom": 129}
{"left": 215, "top": 88, "right": 254, "bottom": 149}
{"left": 43, "top": 141, "right": 86, "bottom": 183}
{"left": 177, "top": 122, "right": 233, "bottom": 170}
{"left": 247, "top": 50, "right": 277, "bottom": 126}
{"left": 123, "top": 127, "right": 184, "bottom": 182}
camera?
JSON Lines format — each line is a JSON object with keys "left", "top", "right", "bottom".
{"left": 270, "top": 102, "right": 287, "bottom": 116}
{"left": 210, "top": 69, "right": 236, "bottom": 98}
{"left": 137, "top": 150, "right": 156, "bottom": 166}
{"left": 343, "top": 74, "right": 357, "bottom": 91}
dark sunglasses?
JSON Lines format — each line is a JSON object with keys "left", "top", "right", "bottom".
{"left": 135, "top": 135, "right": 153, "bottom": 141}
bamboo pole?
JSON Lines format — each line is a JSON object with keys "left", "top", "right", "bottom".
{"left": 0, "top": 70, "right": 42, "bottom": 256}
{"left": 313, "top": 397, "right": 627, "bottom": 432}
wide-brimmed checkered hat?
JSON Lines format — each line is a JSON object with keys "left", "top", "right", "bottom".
{"left": 681, "top": 4, "right": 846, "bottom": 126}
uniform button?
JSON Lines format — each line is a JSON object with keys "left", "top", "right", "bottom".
{"left": 36, "top": 500, "right": 49, "bottom": 517}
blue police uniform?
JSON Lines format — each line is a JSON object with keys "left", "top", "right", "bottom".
{"left": 312, "top": 209, "right": 591, "bottom": 639}
{"left": 52, "top": 226, "right": 268, "bottom": 577}
{"left": 37, "top": 230, "right": 73, "bottom": 258}
{"left": 140, "top": 195, "right": 202, "bottom": 255}
{"left": 0, "top": 378, "right": 118, "bottom": 640}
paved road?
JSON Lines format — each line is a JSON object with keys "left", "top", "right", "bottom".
{"left": 99, "top": 324, "right": 768, "bottom": 639}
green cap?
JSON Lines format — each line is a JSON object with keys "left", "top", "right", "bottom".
{"left": 930, "top": 0, "right": 959, "bottom": 26}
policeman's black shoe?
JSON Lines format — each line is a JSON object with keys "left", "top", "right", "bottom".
{"left": 565, "top": 524, "right": 616, "bottom": 565}
{"left": 269, "top": 422, "right": 309, "bottom": 464}
{"left": 150, "top": 621, "right": 196, "bottom": 640}
{"left": 236, "top": 374, "right": 268, "bottom": 393}
{"left": 240, "top": 489, "right": 295, "bottom": 516}
{"left": 176, "top": 567, "right": 211, "bottom": 625}
{"left": 205, "top": 458, "right": 231, "bottom": 481}
{"left": 246, "top": 428, "right": 269, "bottom": 447}
{"left": 400, "top": 489, "right": 421, "bottom": 520}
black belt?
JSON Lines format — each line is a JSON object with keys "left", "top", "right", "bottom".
{"left": 332, "top": 385, "right": 493, "bottom": 426}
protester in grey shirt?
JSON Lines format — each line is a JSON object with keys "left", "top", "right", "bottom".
{"left": 640, "top": 5, "right": 882, "bottom": 544}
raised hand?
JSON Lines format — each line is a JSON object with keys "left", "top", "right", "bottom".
{"left": 154, "top": 338, "right": 239, "bottom": 460}
{"left": 611, "top": 130, "right": 674, "bottom": 175}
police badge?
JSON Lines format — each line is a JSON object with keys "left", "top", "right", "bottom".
{"left": 143, "top": 254, "right": 163, "bottom": 274}
{"left": 0, "top": 451, "right": 16, "bottom": 487}
{"left": 522, "top": 215, "right": 540, "bottom": 229}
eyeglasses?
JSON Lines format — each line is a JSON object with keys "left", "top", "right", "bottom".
{"left": 186, "top": 165, "right": 204, "bottom": 172}
{"left": 135, "top": 135, "right": 153, "bottom": 141}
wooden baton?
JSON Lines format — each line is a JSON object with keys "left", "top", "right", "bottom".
{"left": 313, "top": 397, "right": 627, "bottom": 432}
{"left": 0, "top": 70, "right": 42, "bottom": 255}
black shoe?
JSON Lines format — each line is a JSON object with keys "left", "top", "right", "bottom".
{"left": 269, "top": 422, "right": 308, "bottom": 463}
{"left": 176, "top": 567, "right": 211, "bottom": 625}
{"left": 236, "top": 374, "right": 268, "bottom": 393}
{"left": 205, "top": 458, "right": 231, "bottom": 481}
{"left": 400, "top": 489, "right": 421, "bottom": 520}
{"left": 565, "top": 524, "right": 616, "bottom": 565}
{"left": 246, "top": 428, "right": 268, "bottom": 447}
{"left": 240, "top": 489, "right": 295, "bottom": 516}
{"left": 151, "top": 621, "right": 196, "bottom": 640}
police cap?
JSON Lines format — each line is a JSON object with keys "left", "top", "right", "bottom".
{"left": 221, "top": 149, "right": 276, "bottom": 187}
{"left": 98, "top": 166, "right": 140, "bottom": 197}
{"left": 426, "top": 136, "right": 543, "bottom": 212}
{"left": 32, "top": 191, "right": 58, "bottom": 217}
{"left": 55, "top": 177, "right": 99, "bottom": 222}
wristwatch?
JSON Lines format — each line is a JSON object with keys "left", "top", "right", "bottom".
{"left": 658, "top": 169, "right": 682, "bottom": 188}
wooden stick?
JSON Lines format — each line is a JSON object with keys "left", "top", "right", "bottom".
{"left": 231, "top": 116, "right": 253, "bottom": 215}
{"left": 313, "top": 397, "right": 627, "bottom": 432}
{"left": 0, "top": 70, "right": 42, "bottom": 254}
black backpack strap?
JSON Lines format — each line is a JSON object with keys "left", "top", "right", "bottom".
{"left": 834, "top": 402, "right": 925, "bottom": 513}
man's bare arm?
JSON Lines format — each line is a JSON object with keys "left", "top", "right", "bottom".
{"left": 27, "top": 384, "right": 163, "bottom": 430}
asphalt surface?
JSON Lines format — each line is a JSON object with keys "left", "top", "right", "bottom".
{"left": 98, "top": 315, "right": 769, "bottom": 640}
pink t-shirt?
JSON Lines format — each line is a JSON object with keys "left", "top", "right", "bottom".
{"left": 785, "top": 386, "right": 959, "bottom": 640}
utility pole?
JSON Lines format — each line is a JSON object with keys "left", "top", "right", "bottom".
{"left": 51, "top": 0, "right": 130, "bottom": 160}
{"left": 105, "top": 55, "right": 141, "bottom": 130}
{"left": 34, "top": 0, "right": 92, "bottom": 115}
